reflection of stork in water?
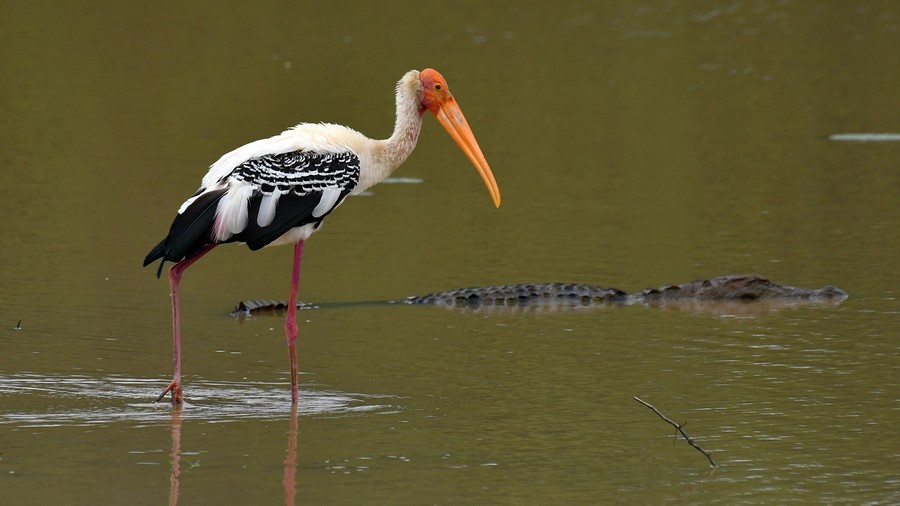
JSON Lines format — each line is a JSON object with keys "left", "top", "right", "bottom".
{"left": 144, "top": 69, "right": 501, "bottom": 404}
{"left": 166, "top": 408, "right": 300, "bottom": 506}
{"left": 168, "top": 408, "right": 181, "bottom": 506}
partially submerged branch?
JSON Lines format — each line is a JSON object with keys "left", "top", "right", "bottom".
{"left": 634, "top": 396, "right": 717, "bottom": 468}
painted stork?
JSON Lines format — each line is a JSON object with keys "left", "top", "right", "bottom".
{"left": 143, "top": 68, "right": 501, "bottom": 405}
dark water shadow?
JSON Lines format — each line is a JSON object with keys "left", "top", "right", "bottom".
{"left": 0, "top": 373, "right": 396, "bottom": 427}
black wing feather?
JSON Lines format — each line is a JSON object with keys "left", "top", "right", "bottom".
{"left": 142, "top": 189, "right": 227, "bottom": 276}
{"left": 144, "top": 150, "right": 360, "bottom": 275}
{"left": 230, "top": 192, "right": 320, "bottom": 250}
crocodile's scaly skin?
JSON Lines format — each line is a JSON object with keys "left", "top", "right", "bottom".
{"left": 233, "top": 274, "right": 847, "bottom": 315}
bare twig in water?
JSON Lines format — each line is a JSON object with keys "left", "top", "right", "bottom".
{"left": 14, "top": 320, "right": 22, "bottom": 330}
{"left": 634, "top": 396, "right": 717, "bottom": 467}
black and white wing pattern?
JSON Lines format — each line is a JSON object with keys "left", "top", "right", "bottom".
{"left": 228, "top": 150, "right": 360, "bottom": 196}
{"left": 144, "top": 150, "right": 360, "bottom": 275}
{"left": 225, "top": 150, "right": 360, "bottom": 248}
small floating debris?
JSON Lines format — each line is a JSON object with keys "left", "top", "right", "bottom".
{"left": 382, "top": 177, "right": 425, "bottom": 184}
{"left": 828, "top": 133, "right": 900, "bottom": 142}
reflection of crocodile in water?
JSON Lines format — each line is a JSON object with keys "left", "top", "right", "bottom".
{"left": 232, "top": 274, "right": 847, "bottom": 316}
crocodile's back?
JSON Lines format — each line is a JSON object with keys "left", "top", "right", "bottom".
{"left": 639, "top": 274, "right": 848, "bottom": 301}
{"left": 406, "top": 283, "right": 630, "bottom": 307}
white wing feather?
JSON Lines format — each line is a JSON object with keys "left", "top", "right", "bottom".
{"left": 213, "top": 183, "right": 255, "bottom": 241}
{"left": 257, "top": 192, "right": 281, "bottom": 227}
{"left": 312, "top": 188, "right": 342, "bottom": 218}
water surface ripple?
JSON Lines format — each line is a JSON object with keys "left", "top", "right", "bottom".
{"left": 0, "top": 373, "right": 394, "bottom": 427}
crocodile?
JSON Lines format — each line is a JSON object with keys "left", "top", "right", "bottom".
{"left": 232, "top": 274, "right": 847, "bottom": 316}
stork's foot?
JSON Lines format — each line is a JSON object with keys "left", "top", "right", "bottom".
{"left": 156, "top": 380, "right": 183, "bottom": 404}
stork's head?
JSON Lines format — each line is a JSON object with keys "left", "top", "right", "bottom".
{"left": 419, "top": 68, "right": 501, "bottom": 208}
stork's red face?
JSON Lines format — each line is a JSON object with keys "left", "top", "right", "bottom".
{"left": 420, "top": 68, "right": 501, "bottom": 208}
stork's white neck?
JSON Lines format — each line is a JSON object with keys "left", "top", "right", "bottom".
{"left": 364, "top": 70, "right": 425, "bottom": 186}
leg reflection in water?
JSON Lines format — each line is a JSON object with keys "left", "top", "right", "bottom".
{"left": 168, "top": 406, "right": 182, "bottom": 506}
{"left": 165, "top": 406, "right": 300, "bottom": 506}
{"left": 283, "top": 407, "right": 299, "bottom": 506}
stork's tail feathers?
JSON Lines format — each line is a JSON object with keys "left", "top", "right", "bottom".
{"left": 143, "top": 189, "right": 228, "bottom": 278}
{"left": 143, "top": 240, "right": 168, "bottom": 278}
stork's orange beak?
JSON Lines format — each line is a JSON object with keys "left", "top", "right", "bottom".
{"left": 421, "top": 69, "right": 501, "bottom": 208}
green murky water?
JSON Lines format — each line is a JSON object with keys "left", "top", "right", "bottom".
{"left": 1, "top": 1, "right": 898, "bottom": 504}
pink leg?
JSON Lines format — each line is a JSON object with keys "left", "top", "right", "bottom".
{"left": 156, "top": 244, "right": 217, "bottom": 404}
{"left": 285, "top": 241, "right": 304, "bottom": 404}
